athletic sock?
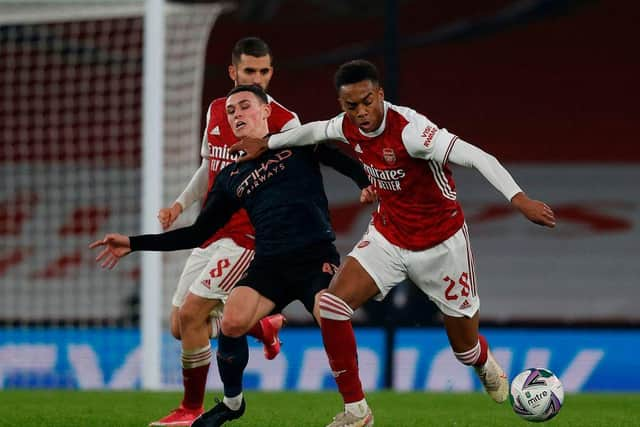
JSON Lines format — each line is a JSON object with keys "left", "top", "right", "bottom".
{"left": 222, "top": 393, "right": 243, "bottom": 411}
{"left": 181, "top": 344, "right": 211, "bottom": 409}
{"left": 454, "top": 334, "right": 488, "bottom": 367}
{"left": 216, "top": 332, "right": 249, "bottom": 398}
{"left": 318, "top": 293, "right": 365, "bottom": 404}
{"left": 476, "top": 334, "right": 489, "bottom": 366}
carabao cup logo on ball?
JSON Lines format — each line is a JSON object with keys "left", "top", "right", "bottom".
{"left": 510, "top": 368, "right": 564, "bottom": 422}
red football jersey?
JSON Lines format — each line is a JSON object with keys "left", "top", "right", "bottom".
{"left": 327, "top": 102, "right": 464, "bottom": 250}
{"left": 199, "top": 95, "right": 300, "bottom": 249}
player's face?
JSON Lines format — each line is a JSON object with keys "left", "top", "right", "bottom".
{"left": 229, "top": 54, "right": 274, "bottom": 91}
{"left": 338, "top": 80, "right": 385, "bottom": 133}
{"left": 225, "top": 91, "right": 271, "bottom": 139}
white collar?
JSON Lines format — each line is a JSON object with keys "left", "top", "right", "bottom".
{"left": 358, "top": 101, "right": 389, "bottom": 138}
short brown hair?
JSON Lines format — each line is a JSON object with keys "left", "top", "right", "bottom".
{"left": 231, "top": 37, "right": 272, "bottom": 66}
{"left": 227, "top": 84, "right": 268, "bottom": 104}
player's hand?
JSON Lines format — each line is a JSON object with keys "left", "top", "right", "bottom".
{"left": 158, "top": 202, "right": 183, "bottom": 230}
{"left": 229, "top": 136, "right": 269, "bottom": 162}
{"left": 89, "top": 233, "right": 132, "bottom": 269}
{"left": 360, "top": 185, "right": 377, "bottom": 204}
{"left": 511, "top": 192, "right": 556, "bottom": 228}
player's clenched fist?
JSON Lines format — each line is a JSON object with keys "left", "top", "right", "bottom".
{"left": 89, "top": 233, "right": 132, "bottom": 269}
{"left": 158, "top": 202, "right": 183, "bottom": 230}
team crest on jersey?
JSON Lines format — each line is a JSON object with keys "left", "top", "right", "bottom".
{"left": 382, "top": 148, "right": 396, "bottom": 165}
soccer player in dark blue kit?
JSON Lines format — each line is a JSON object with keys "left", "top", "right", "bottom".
{"left": 90, "top": 84, "right": 374, "bottom": 427}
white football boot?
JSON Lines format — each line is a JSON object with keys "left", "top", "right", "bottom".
{"left": 475, "top": 350, "right": 509, "bottom": 403}
{"left": 326, "top": 407, "right": 374, "bottom": 427}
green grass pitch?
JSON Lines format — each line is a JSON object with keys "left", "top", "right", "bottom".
{"left": 1, "top": 391, "right": 639, "bottom": 426}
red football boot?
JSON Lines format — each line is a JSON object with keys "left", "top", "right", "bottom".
{"left": 149, "top": 405, "right": 204, "bottom": 426}
{"left": 260, "top": 313, "right": 286, "bottom": 360}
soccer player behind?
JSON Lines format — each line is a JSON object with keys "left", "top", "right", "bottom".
{"left": 231, "top": 59, "right": 556, "bottom": 427}
{"left": 151, "top": 37, "right": 299, "bottom": 426}
{"left": 90, "top": 84, "right": 374, "bottom": 427}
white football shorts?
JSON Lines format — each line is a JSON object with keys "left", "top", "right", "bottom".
{"left": 348, "top": 223, "right": 479, "bottom": 318}
{"left": 172, "top": 238, "right": 255, "bottom": 310}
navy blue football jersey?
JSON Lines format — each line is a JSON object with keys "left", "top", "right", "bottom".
{"left": 130, "top": 144, "right": 369, "bottom": 256}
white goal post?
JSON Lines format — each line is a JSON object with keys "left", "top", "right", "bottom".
{"left": 0, "top": 0, "right": 232, "bottom": 389}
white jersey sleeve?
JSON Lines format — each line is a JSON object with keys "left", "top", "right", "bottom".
{"left": 175, "top": 158, "right": 209, "bottom": 209}
{"left": 267, "top": 121, "right": 328, "bottom": 149}
{"left": 267, "top": 114, "right": 347, "bottom": 149}
{"left": 401, "top": 109, "right": 456, "bottom": 163}
{"left": 199, "top": 104, "right": 213, "bottom": 158}
{"left": 174, "top": 103, "right": 212, "bottom": 209}
{"left": 402, "top": 109, "right": 522, "bottom": 201}
{"left": 324, "top": 113, "right": 348, "bottom": 143}
{"left": 447, "top": 139, "right": 522, "bottom": 201}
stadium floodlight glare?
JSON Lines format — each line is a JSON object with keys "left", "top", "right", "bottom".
{"left": 0, "top": 0, "right": 232, "bottom": 389}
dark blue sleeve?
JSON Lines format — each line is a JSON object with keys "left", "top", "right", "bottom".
{"left": 314, "top": 143, "right": 370, "bottom": 189}
{"left": 129, "top": 176, "right": 241, "bottom": 252}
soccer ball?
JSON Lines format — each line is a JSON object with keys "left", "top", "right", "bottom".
{"left": 510, "top": 368, "right": 564, "bottom": 422}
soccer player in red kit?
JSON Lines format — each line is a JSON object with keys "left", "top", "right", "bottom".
{"left": 149, "top": 37, "right": 299, "bottom": 426}
{"left": 231, "top": 59, "right": 556, "bottom": 427}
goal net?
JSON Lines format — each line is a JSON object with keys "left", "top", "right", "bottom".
{"left": 0, "top": 0, "right": 228, "bottom": 388}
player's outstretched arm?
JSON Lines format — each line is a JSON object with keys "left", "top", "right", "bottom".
{"left": 89, "top": 233, "right": 131, "bottom": 269}
{"left": 130, "top": 181, "right": 242, "bottom": 253}
{"left": 436, "top": 138, "right": 555, "bottom": 228}
{"left": 230, "top": 121, "right": 332, "bottom": 162}
{"left": 510, "top": 192, "right": 556, "bottom": 228}
{"left": 91, "top": 180, "right": 241, "bottom": 271}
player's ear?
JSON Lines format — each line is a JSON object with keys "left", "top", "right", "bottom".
{"left": 228, "top": 64, "right": 237, "bottom": 83}
{"left": 262, "top": 102, "right": 272, "bottom": 118}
